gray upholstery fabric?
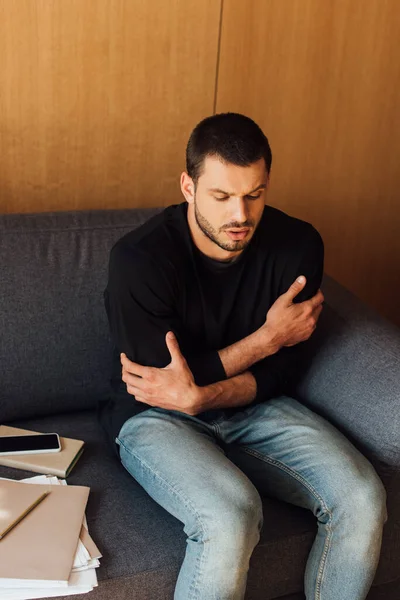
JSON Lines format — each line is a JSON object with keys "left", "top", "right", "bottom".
{"left": 0, "top": 208, "right": 162, "bottom": 421}
{"left": 295, "top": 278, "right": 400, "bottom": 467}
{"left": 1, "top": 207, "right": 399, "bottom": 599}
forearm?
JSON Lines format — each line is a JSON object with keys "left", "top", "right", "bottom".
{"left": 196, "top": 371, "right": 257, "bottom": 412}
{"left": 218, "top": 328, "right": 279, "bottom": 379}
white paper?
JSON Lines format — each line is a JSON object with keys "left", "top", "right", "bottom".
{"left": 0, "top": 568, "right": 98, "bottom": 599}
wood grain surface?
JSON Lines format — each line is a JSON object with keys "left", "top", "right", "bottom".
{"left": 216, "top": 0, "right": 400, "bottom": 325}
{"left": 0, "top": 0, "right": 221, "bottom": 212}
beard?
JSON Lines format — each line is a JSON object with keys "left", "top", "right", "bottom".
{"left": 194, "top": 197, "right": 253, "bottom": 253}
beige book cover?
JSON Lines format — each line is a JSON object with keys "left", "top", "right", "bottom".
{"left": 0, "top": 425, "right": 85, "bottom": 478}
{"left": 0, "top": 478, "right": 90, "bottom": 587}
{"left": 0, "top": 485, "right": 47, "bottom": 540}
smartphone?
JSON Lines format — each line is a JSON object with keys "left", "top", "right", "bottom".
{"left": 0, "top": 433, "right": 61, "bottom": 456}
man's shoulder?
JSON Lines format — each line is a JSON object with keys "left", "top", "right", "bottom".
{"left": 259, "top": 205, "right": 324, "bottom": 300}
{"left": 110, "top": 202, "right": 189, "bottom": 270}
{"left": 259, "top": 204, "right": 323, "bottom": 250}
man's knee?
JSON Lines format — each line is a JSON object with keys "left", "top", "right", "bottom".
{"left": 333, "top": 469, "right": 387, "bottom": 533}
{"left": 218, "top": 486, "right": 264, "bottom": 541}
{"left": 353, "top": 473, "right": 387, "bottom": 526}
{"left": 186, "top": 483, "right": 264, "bottom": 549}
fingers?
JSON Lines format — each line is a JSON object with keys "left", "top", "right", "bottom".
{"left": 126, "top": 385, "right": 152, "bottom": 406}
{"left": 285, "top": 275, "right": 307, "bottom": 302}
{"left": 120, "top": 352, "right": 153, "bottom": 385}
{"left": 308, "top": 304, "right": 323, "bottom": 336}
{"left": 126, "top": 384, "right": 143, "bottom": 396}
{"left": 307, "top": 303, "right": 323, "bottom": 332}
{"left": 314, "top": 303, "right": 323, "bottom": 320}
{"left": 120, "top": 352, "right": 150, "bottom": 378}
{"left": 309, "top": 289, "right": 325, "bottom": 309}
{"left": 122, "top": 368, "right": 146, "bottom": 390}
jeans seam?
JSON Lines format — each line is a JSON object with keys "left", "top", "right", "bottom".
{"left": 243, "top": 446, "right": 333, "bottom": 600}
{"left": 117, "top": 436, "right": 208, "bottom": 600}
{"left": 206, "top": 420, "right": 223, "bottom": 440}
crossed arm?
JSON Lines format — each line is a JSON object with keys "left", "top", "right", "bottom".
{"left": 106, "top": 230, "right": 324, "bottom": 415}
{"left": 121, "top": 341, "right": 258, "bottom": 415}
{"left": 120, "top": 275, "right": 324, "bottom": 415}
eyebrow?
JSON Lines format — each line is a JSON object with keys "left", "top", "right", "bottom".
{"left": 208, "top": 183, "right": 267, "bottom": 196}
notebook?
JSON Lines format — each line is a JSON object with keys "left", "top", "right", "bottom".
{"left": 0, "top": 426, "right": 84, "bottom": 478}
{"left": 0, "top": 486, "right": 48, "bottom": 540}
{"left": 0, "top": 478, "right": 90, "bottom": 588}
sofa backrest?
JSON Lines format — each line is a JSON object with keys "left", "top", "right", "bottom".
{"left": 0, "top": 207, "right": 163, "bottom": 422}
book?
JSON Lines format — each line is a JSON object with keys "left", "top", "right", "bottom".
{"left": 0, "top": 426, "right": 84, "bottom": 478}
{"left": 0, "top": 478, "right": 90, "bottom": 588}
{"left": 0, "top": 474, "right": 101, "bottom": 598}
{"left": 0, "top": 487, "right": 49, "bottom": 541}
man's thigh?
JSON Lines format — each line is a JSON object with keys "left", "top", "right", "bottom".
{"left": 116, "top": 407, "right": 263, "bottom": 529}
{"left": 219, "top": 396, "right": 386, "bottom": 515}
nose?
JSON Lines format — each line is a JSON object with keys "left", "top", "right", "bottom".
{"left": 231, "top": 197, "right": 248, "bottom": 225}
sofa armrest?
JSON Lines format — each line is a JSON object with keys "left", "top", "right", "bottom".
{"left": 293, "top": 274, "right": 400, "bottom": 468}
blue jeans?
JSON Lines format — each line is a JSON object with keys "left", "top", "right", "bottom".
{"left": 116, "top": 396, "right": 387, "bottom": 600}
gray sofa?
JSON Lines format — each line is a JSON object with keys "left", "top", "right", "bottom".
{"left": 0, "top": 206, "right": 399, "bottom": 600}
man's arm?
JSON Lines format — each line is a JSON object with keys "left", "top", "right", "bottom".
{"left": 105, "top": 242, "right": 277, "bottom": 387}
{"left": 195, "top": 345, "right": 300, "bottom": 412}
{"left": 216, "top": 328, "right": 275, "bottom": 379}
{"left": 248, "top": 227, "right": 324, "bottom": 404}
{"left": 197, "top": 227, "right": 325, "bottom": 410}
{"left": 196, "top": 371, "right": 258, "bottom": 411}
{"left": 216, "top": 274, "right": 323, "bottom": 378}
{"left": 105, "top": 243, "right": 225, "bottom": 387}
{"left": 107, "top": 228, "right": 323, "bottom": 411}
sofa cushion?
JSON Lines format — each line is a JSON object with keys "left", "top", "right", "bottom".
{"left": 294, "top": 278, "right": 400, "bottom": 468}
{"left": 0, "top": 208, "right": 162, "bottom": 422}
{"left": 0, "top": 410, "right": 317, "bottom": 599}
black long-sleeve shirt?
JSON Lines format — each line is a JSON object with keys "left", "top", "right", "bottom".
{"left": 98, "top": 201, "right": 324, "bottom": 448}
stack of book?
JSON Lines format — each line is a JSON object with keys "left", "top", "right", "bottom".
{"left": 0, "top": 426, "right": 85, "bottom": 478}
{"left": 0, "top": 474, "right": 102, "bottom": 599}
{"left": 0, "top": 425, "right": 101, "bottom": 598}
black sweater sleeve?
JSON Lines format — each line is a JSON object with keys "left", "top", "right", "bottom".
{"left": 104, "top": 242, "right": 227, "bottom": 387}
{"left": 248, "top": 227, "right": 324, "bottom": 403}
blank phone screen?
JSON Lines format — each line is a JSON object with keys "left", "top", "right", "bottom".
{"left": 0, "top": 434, "right": 60, "bottom": 453}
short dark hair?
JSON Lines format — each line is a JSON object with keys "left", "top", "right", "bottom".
{"left": 186, "top": 112, "right": 272, "bottom": 185}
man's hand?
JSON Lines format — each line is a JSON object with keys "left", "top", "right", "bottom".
{"left": 120, "top": 332, "right": 200, "bottom": 415}
{"left": 259, "top": 276, "right": 324, "bottom": 351}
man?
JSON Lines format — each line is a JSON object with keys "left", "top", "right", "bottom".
{"left": 101, "top": 113, "right": 387, "bottom": 600}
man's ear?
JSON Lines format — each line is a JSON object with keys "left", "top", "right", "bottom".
{"left": 180, "top": 172, "right": 195, "bottom": 205}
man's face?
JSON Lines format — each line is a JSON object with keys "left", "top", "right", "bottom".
{"left": 182, "top": 155, "right": 268, "bottom": 259}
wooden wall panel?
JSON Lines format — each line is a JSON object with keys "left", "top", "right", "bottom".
{"left": 0, "top": 0, "right": 221, "bottom": 212}
{"left": 216, "top": 0, "right": 400, "bottom": 326}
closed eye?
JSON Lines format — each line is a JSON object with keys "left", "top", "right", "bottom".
{"left": 214, "top": 194, "right": 262, "bottom": 201}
